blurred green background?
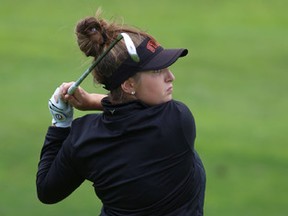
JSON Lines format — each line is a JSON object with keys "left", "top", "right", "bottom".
{"left": 0, "top": 0, "right": 287, "bottom": 215}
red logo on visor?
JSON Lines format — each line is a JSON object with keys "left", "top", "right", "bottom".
{"left": 147, "top": 40, "right": 160, "bottom": 53}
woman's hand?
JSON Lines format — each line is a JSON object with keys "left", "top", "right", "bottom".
{"left": 59, "top": 82, "right": 106, "bottom": 111}
{"left": 48, "top": 87, "right": 74, "bottom": 127}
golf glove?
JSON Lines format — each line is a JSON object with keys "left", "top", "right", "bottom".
{"left": 48, "top": 87, "right": 73, "bottom": 128}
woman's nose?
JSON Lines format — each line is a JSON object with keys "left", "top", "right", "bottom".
{"left": 165, "top": 69, "right": 175, "bottom": 82}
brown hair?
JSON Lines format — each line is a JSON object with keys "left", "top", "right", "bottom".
{"left": 75, "top": 10, "right": 151, "bottom": 103}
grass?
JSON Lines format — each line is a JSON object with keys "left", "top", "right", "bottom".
{"left": 0, "top": 0, "right": 287, "bottom": 215}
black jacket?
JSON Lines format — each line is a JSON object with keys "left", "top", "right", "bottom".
{"left": 37, "top": 98, "right": 205, "bottom": 216}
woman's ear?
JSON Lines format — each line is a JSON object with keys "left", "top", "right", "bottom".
{"left": 121, "top": 78, "right": 136, "bottom": 95}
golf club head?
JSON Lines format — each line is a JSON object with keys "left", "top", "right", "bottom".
{"left": 121, "top": 33, "right": 140, "bottom": 62}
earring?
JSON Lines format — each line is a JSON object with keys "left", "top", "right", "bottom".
{"left": 131, "top": 91, "right": 136, "bottom": 95}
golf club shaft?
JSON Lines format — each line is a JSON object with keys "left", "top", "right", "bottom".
{"left": 67, "top": 34, "right": 123, "bottom": 95}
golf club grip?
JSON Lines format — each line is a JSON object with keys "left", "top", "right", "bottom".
{"left": 67, "top": 83, "right": 78, "bottom": 95}
{"left": 67, "top": 34, "right": 124, "bottom": 95}
{"left": 67, "top": 68, "right": 91, "bottom": 95}
{"left": 67, "top": 81, "right": 81, "bottom": 95}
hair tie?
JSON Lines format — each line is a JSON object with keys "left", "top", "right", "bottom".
{"left": 91, "top": 27, "right": 97, "bottom": 33}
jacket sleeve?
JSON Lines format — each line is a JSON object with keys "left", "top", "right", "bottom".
{"left": 173, "top": 101, "right": 196, "bottom": 150}
{"left": 36, "top": 126, "right": 85, "bottom": 204}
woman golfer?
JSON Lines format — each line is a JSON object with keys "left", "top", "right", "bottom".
{"left": 36, "top": 11, "right": 206, "bottom": 216}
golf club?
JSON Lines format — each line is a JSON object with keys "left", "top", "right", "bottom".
{"left": 67, "top": 33, "right": 139, "bottom": 95}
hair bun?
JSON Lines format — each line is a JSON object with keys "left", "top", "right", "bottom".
{"left": 75, "top": 17, "right": 108, "bottom": 57}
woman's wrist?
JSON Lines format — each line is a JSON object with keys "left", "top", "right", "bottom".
{"left": 86, "top": 93, "right": 106, "bottom": 111}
